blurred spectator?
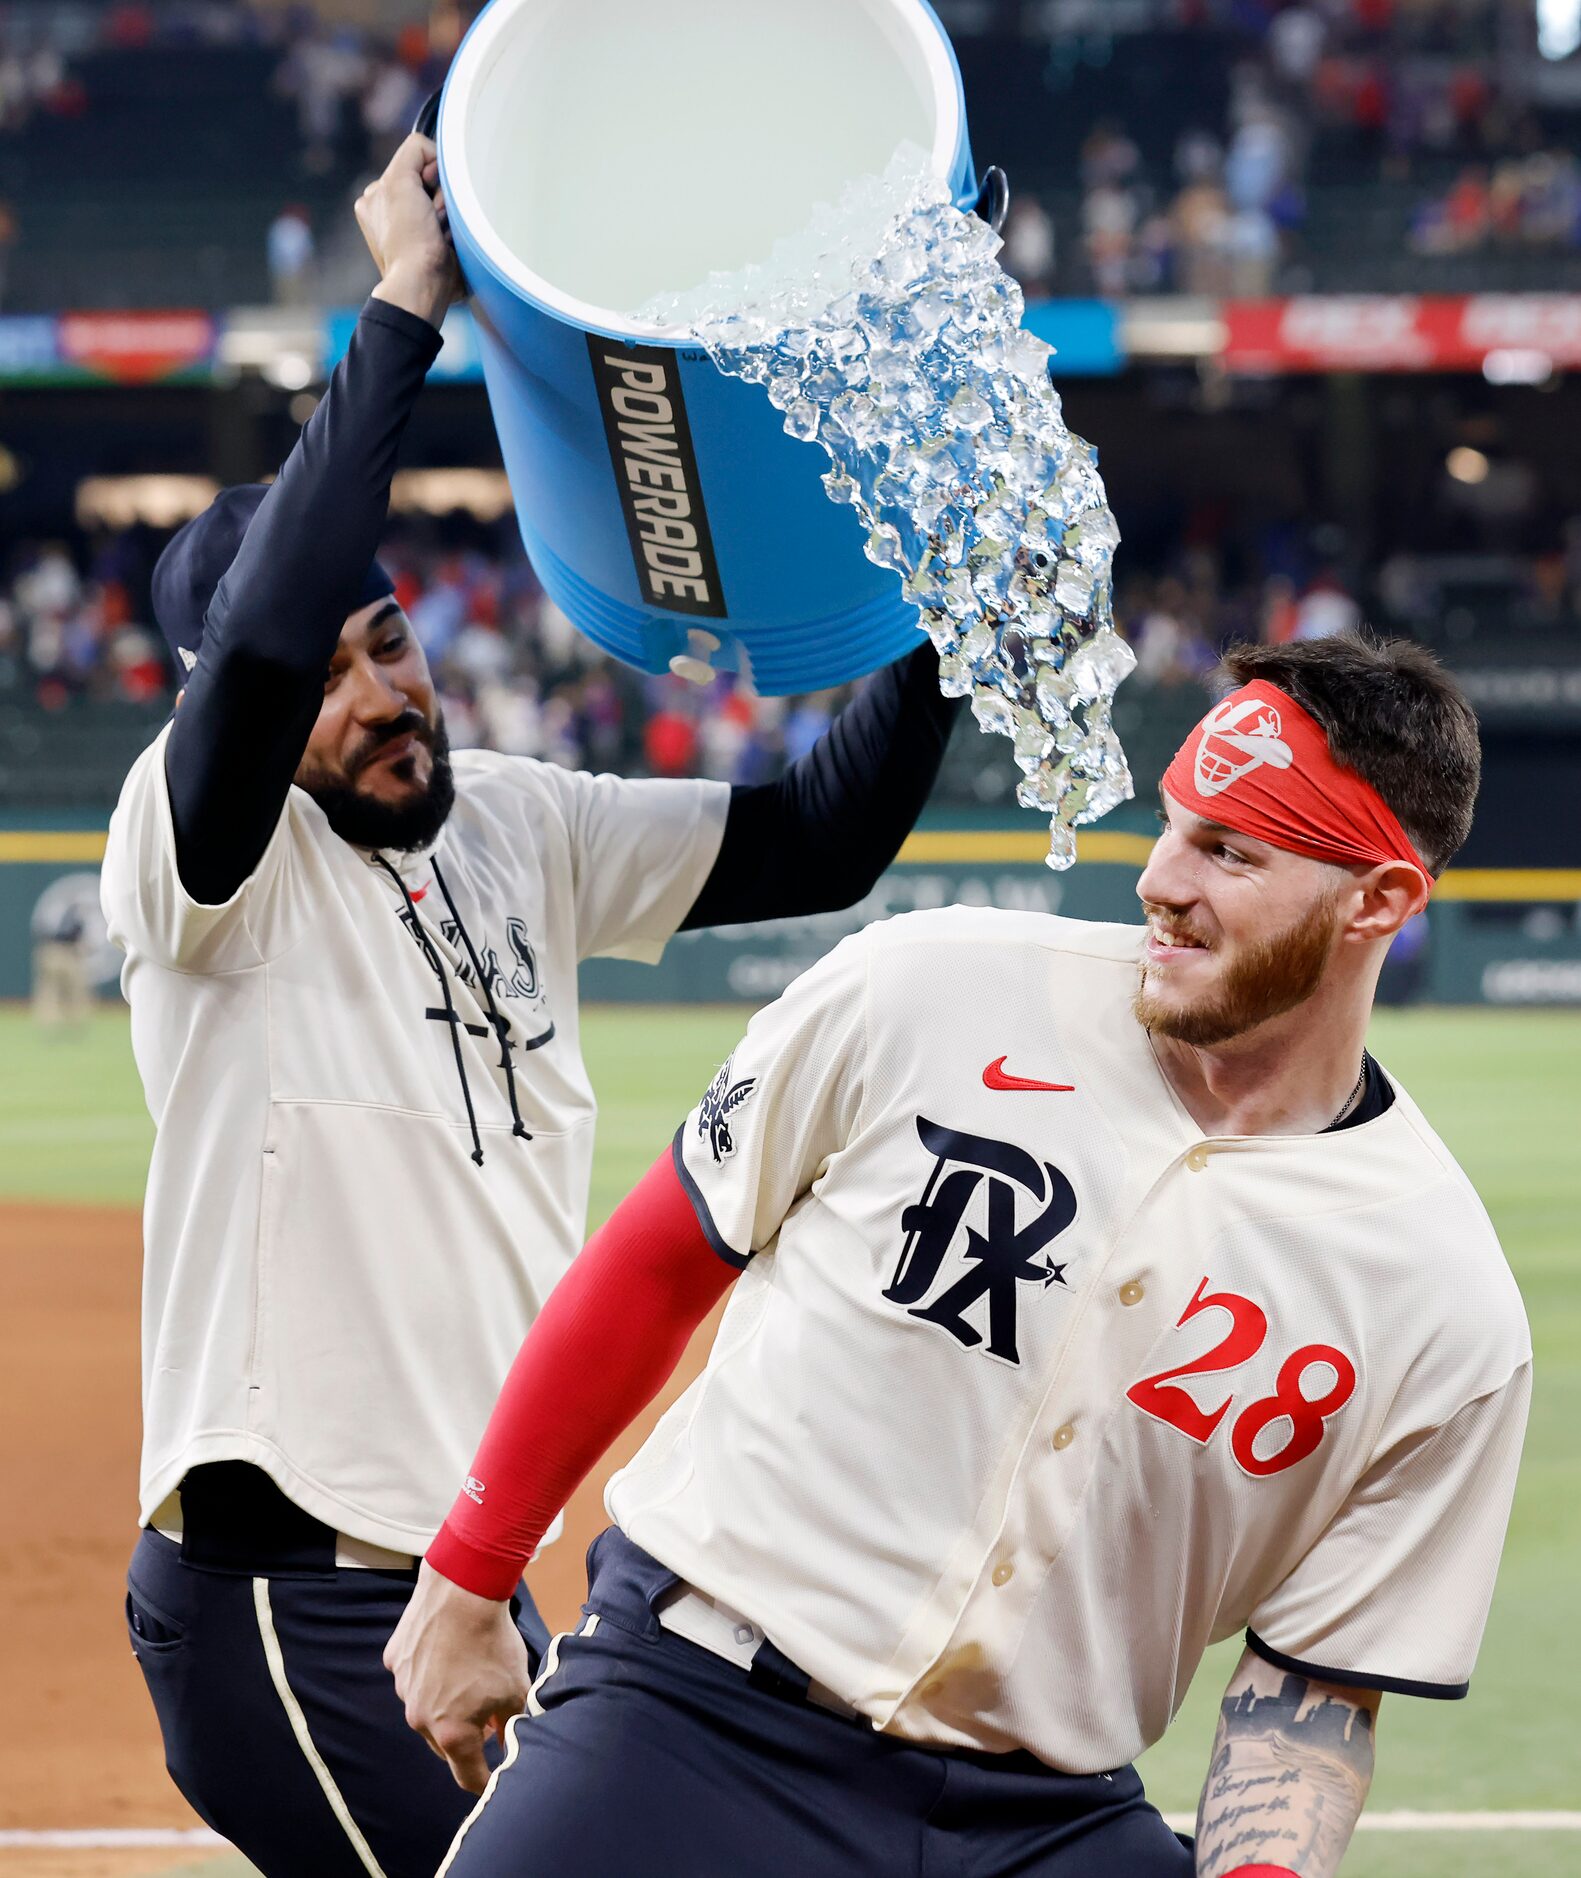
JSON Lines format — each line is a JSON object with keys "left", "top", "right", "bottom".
{"left": 1412, "top": 165, "right": 1490, "bottom": 253}
{"left": 266, "top": 205, "right": 316, "bottom": 305}
{"left": 1225, "top": 109, "right": 1292, "bottom": 215}
{"left": 105, "top": 4, "right": 156, "bottom": 52}
{"left": 361, "top": 51, "right": 420, "bottom": 169}
{"left": 1172, "top": 175, "right": 1232, "bottom": 295}
{"left": 1260, "top": 576, "right": 1300, "bottom": 646}
{"left": 1268, "top": 6, "right": 1326, "bottom": 89}
{"left": 1080, "top": 121, "right": 1142, "bottom": 192}
{"left": 644, "top": 696, "right": 702, "bottom": 778}
{"left": 1002, "top": 195, "right": 1055, "bottom": 296}
{"left": 1175, "top": 128, "right": 1224, "bottom": 187}
{"left": 31, "top": 896, "right": 92, "bottom": 1031}
{"left": 1083, "top": 181, "right": 1139, "bottom": 297}
{"left": 275, "top": 25, "right": 369, "bottom": 173}
{"left": 1126, "top": 578, "right": 1215, "bottom": 687}
{"left": 1292, "top": 575, "right": 1362, "bottom": 642}
{"left": 1223, "top": 203, "right": 1280, "bottom": 293}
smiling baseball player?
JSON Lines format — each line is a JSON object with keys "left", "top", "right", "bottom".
{"left": 100, "top": 134, "right": 962, "bottom": 1878}
{"left": 388, "top": 632, "right": 1531, "bottom": 1878}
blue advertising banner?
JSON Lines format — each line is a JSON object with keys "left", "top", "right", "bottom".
{"left": 1021, "top": 299, "right": 1124, "bottom": 375}
{"left": 0, "top": 317, "right": 60, "bottom": 381}
{"left": 324, "top": 305, "right": 485, "bottom": 381}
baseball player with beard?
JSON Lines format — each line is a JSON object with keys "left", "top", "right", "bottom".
{"left": 100, "top": 134, "right": 963, "bottom": 1878}
{"left": 389, "top": 632, "right": 1530, "bottom": 1878}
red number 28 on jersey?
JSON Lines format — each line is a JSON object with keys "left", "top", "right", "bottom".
{"left": 1127, "top": 1277, "right": 1358, "bottom": 1478}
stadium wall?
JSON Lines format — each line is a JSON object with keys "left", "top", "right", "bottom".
{"left": 5, "top": 810, "right": 1580, "bottom": 1010}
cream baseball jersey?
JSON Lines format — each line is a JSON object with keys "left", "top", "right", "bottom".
{"left": 103, "top": 724, "right": 727, "bottom": 1554}
{"left": 609, "top": 906, "right": 1532, "bottom": 1774}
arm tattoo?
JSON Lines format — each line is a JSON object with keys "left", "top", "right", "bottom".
{"left": 1194, "top": 1653, "right": 1377, "bottom": 1878}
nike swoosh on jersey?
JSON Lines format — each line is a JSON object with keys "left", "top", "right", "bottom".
{"left": 983, "top": 1057, "right": 1076, "bottom": 1093}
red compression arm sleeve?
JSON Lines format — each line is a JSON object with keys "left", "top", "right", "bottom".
{"left": 1224, "top": 1867, "right": 1300, "bottom": 1876}
{"left": 426, "top": 1149, "right": 737, "bottom": 1600}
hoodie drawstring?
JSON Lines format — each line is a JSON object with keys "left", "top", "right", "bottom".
{"left": 376, "top": 853, "right": 488, "bottom": 1168}
{"left": 432, "top": 857, "right": 531, "bottom": 1142}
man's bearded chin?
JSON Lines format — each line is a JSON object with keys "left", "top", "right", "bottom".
{"left": 301, "top": 713, "right": 456, "bottom": 853}
{"left": 1134, "top": 882, "right": 1343, "bottom": 1048}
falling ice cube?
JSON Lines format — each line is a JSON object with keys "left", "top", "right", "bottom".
{"left": 1055, "top": 563, "right": 1094, "bottom": 618}
{"left": 971, "top": 687, "right": 1015, "bottom": 737}
{"left": 1044, "top": 820, "right": 1078, "bottom": 870}
{"left": 937, "top": 651, "right": 973, "bottom": 698}
{"left": 784, "top": 399, "right": 820, "bottom": 442}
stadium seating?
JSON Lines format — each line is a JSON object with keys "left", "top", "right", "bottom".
{"left": 0, "top": 44, "right": 358, "bottom": 309}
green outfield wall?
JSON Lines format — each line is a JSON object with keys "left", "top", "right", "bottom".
{"left": 5, "top": 810, "right": 1581, "bottom": 1009}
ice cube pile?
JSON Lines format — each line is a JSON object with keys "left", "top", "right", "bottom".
{"left": 640, "top": 149, "right": 1135, "bottom": 869}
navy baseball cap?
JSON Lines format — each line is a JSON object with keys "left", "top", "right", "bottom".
{"left": 152, "top": 483, "right": 396, "bottom": 676}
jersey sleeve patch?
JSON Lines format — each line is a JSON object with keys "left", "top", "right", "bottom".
{"left": 670, "top": 1127, "right": 752, "bottom": 1271}
{"left": 1244, "top": 1628, "right": 1469, "bottom": 1702}
{"left": 696, "top": 1054, "right": 758, "bottom": 1163}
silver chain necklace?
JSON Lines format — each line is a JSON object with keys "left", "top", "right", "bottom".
{"left": 1329, "top": 1057, "right": 1369, "bottom": 1129}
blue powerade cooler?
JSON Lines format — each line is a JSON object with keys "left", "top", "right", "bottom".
{"left": 436, "top": 0, "right": 980, "bottom": 695}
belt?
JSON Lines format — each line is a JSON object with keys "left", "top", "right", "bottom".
{"left": 658, "top": 1581, "right": 859, "bottom": 1720}
{"left": 153, "top": 1463, "right": 419, "bottom": 1575}
{"left": 152, "top": 1512, "right": 417, "bottom": 1572}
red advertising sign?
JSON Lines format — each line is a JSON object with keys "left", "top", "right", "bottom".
{"left": 1222, "top": 296, "right": 1581, "bottom": 374}
{"left": 55, "top": 310, "right": 217, "bottom": 384}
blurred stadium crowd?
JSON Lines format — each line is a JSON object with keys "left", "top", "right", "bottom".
{"left": 11, "top": 504, "right": 1578, "bottom": 787}
{"left": 1001, "top": 0, "right": 1581, "bottom": 298}
{"left": 0, "top": 524, "right": 871, "bottom": 787}
{"left": 0, "top": 0, "right": 450, "bottom": 154}
{"left": 4, "top": 0, "right": 1581, "bottom": 311}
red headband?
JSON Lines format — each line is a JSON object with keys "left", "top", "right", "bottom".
{"left": 1162, "top": 680, "right": 1435, "bottom": 883}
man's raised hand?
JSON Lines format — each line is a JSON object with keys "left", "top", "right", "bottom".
{"left": 361, "top": 132, "right": 463, "bottom": 331}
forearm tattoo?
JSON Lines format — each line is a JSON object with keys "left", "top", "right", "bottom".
{"left": 1194, "top": 1654, "right": 1377, "bottom": 1878}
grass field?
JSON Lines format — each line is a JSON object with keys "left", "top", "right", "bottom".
{"left": 2, "top": 1002, "right": 1577, "bottom": 1876}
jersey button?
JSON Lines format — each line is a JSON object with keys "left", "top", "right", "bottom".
{"left": 1118, "top": 1281, "right": 1145, "bottom": 1307}
{"left": 1051, "top": 1423, "right": 1076, "bottom": 1450}
{"left": 1185, "top": 1146, "right": 1211, "bottom": 1172}
{"left": 991, "top": 1560, "right": 1015, "bottom": 1588}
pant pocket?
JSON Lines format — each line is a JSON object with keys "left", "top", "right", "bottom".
{"left": 126, "top": 1580, "right": 187, "bottom": 1655}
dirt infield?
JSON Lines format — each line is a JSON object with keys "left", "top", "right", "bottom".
{"left": 0, "top": 1200, "right": 719, "bottom": 1838}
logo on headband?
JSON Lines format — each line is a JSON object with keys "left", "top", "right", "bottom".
{"left": 1194, "top": 695, "right": 1295, "bottom": 797}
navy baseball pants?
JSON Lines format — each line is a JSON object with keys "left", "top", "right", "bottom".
{"left": 440, "top": 1527, "right": 1195, "bottom": 1878}
{"left": 127, "top": 1470, "right": 549, "bottom": 1878}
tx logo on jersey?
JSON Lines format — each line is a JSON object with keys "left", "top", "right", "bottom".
{"left": 884, "top": 1119, "right": 1078, "bottom": 1366}
{"left": 1194, "top": 694, "right": 1294, "bottom": 797}
{"left": 698, "top": 1056, "right": 757, "bottom": 1163}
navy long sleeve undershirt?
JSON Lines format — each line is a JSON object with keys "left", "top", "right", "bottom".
{"left": 165, "top": 298, "right": 443, "bottom": 907}
{"left": 164, "top": 298, "right": 963, "bottom": 921}
{"left": 681, "top": 643, "right": 961, "bottom": 929}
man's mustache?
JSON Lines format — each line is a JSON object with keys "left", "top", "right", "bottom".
{"left": 350, "top": 711, "right": 433, "bottom": 777}
{"left": 1139, "top": 900, "right": 1213, "bottom": 949}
